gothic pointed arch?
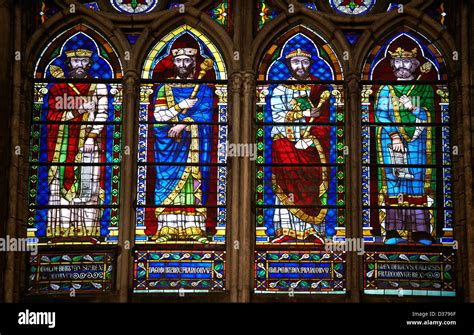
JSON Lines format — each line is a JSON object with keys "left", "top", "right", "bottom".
{"left": 133, "top": 23, "right": 229, "bottom": 293}
{"left": 25, "top": 23, "right": 125, "bottom": 295}
{"left": 34, "top": 23, "right": 124, "bottom": 79}
{"left": 254, "top": 24, "right": 347, "bottom": 294}
{"left": 360, "top": 26, "right": 456, "bottom": 297}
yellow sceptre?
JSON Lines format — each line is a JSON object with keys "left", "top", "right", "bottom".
{"left": 182, "top": 58, "right": 214, "bottom": 111}
{"left": 406, "top": 62, "right": 433, "bottom": 97}
{"left": 175, "top": 58, "right": 214, "bottom": 142}
{"left": 295, "top": 90, "right": 330, "bottom": 150}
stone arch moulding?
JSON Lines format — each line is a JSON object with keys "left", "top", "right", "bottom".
{"left": 360, "top": 27, "right": 449, "bottom": 81}
{"left": 33, "top": 24, "right": 125, "bottom": 79}
{"left": 25, "top": 13, "right": 129, "bottom": 76}
{"left": 255, "top": 24, "right": 345, "bottom": 81}
{"left": 353, "top": 12, "right": 458, "bottom": 77}
{"left": 132, "top": 14, "right": 234, "bottom": 73}
{"left": 139, "top": 24, "right": 228, "bottom": 81}
{"left": 251, "top": 14, "right": 350, "bottom": 76}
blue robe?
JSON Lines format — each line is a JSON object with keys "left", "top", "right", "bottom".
{"left": 152, "top": 84, "right": 213, "bottom": 209}
{"left": 375, "top": 85, "right": 431, "bottom": 198}
{"left": 375, "top": 85, "right": 435, "bottom": 233}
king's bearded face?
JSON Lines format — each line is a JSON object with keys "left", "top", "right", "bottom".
{"left": 391, "top": 57, "right": 420, "bottom": 80}
{"left": 173, "top": 55, "right": 196, "bottom": 79}
{"left": 68, "top": 57, "right": 92, "bottom": 79}
{"left": 287, "top": 56, "right": 312, "bottom": 80}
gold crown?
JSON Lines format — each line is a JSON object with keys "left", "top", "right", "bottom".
{"left": 388, "top": 47, "right": 418, "bottom": 58}
{"left": 285, "top": 48, "right": 311, "bottom": 59}
{"left": 65, "top": 49, "right": 93, "bottom": 58}
{"left": 171, "top": 48, "right": 198, "bottom": 57}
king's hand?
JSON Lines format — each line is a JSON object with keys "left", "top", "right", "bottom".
{"left": 309, "top": 107, "right": 321, "bottom": 118}
{"left": 78, "top": 100, "right": 96, "bottom": 114}
{"left": 178, "top": 98, "right": 198, "bottom": 111}
{"left": 84, "top": 137, "right": 95, "bottom": 153}
{"left": 168, "top": 124, "right": 188, "bottom": 138}
{"left": 399, "top": 95, "right": 415, "bottom": 111}
{"left": 391, "top": 133, "right": 406, "bottom": 153}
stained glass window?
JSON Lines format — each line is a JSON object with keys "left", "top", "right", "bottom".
{"left": 344, "top": 31, "right": 361, "bottom": 45}
{"left": 110, "top": 0, "right": 159, "bottom": 14}
{"left": 167, "top": 2, "right": 182, "bottom": 9}
{"left": 82, "top": 2, "right": 101, "bottom": 11}
{"left": 257, "top": 0, "right": 281, "bottom": 32}
{"left": 36, "top": 0, "right": 60, "bottom": 28}
{"left": 302, "top": 2, "right": 318, "bottom": 10}
{"left": 330, "top": 0, "right": 376, "bottom": 15}
{"left": 426, "top": 1, "right": 447, "bottom": 28}
{"left": 127, "top": 34, "right": 139, "bottom": 46}
{"left": 386, "top": 2, "right": 400, "bottom": 12}
{"left": 361, "top": 29, "right": 455, "bottom": 296}
{"left": 27, "top": 24, "right": 123, "bottom": 294}
{"left": 134, "top": 25, "right": 228, "bottom": 293}
{"left": 304, "top": 2, "right": 318, "bottom": 10}
{"left": 208, "top": 0, "right": 231, "bottom": 32}
{"left": 36, "top": 1, "right": 101, "bottom": 28}
{"left": 255, "top": 26, "right": 346, "bottom": 294}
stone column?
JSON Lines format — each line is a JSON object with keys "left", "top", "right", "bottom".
{"left": 226, "top": 73, "right": 243, "bottom": 302}
{"left": 3, "top": 0, "right": 19, "bottom": 303}
{"left": 347, "top": 75, "right": 362, "bottom": 302}
{"left": 0, "top": 0, "right": 12, "bottom": 303}
{"left": 238, "top": 72, "right": 255, "bottom": 303}
{"left": 228, "top": 72, "right": 242, "bottom": 302}
{"left": 117, "top": 71, "right": 139, "bottom": 303}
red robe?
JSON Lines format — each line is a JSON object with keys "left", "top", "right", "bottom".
{"left": 46, "top": 83, "right": 105, "bottom": 198}
{"left": 271, "top": 84, "right": 330, "bottom": 221}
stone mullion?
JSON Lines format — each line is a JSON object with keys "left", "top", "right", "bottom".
{"left": 116, "top": 71, "right": 139, "bottom": 303}
{"left": 4, "top": 0, "right": 21, "bottom": 303}
{"left": 228, "top": 72, "right": 242, "bottom": 302}
{"left": 236, "top": 0, "right": 256, "bottom": 303}
{"left": 237, "top": 73, "right": 255, "bottom": 303}
{"left": 346, "top": 75, "right": 363, "bottom": 302}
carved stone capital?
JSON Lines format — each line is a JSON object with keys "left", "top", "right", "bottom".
{"left": 347, "top": 75, "right": 360, "bottom": 95}
{"left": 230, "top": 72, "right": 242, "bottom": 93}
{"left": 123, "top": 71, "right": 139, "bottom": 95}
{"left": 242, "top": 72, "right": 256, "bottom": 96}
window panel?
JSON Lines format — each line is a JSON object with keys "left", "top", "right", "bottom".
{"left": 255, "top": 25, "right": 346, "bottom": 294}
{"left": 26, "top": 25, "right": 123, "bottom": 295}
{"left": 361, "top": 30, "right": 455, "bottom": 297}
{"left": 134, "top": 26, "right": 228, "bottom": 293}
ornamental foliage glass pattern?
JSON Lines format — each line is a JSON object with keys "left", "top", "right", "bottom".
{"left": 361, "top": 29, "right": 455, "bottom": 296}
{"left": 255, "top": 25, "right": 346, "bottom": 294}
{"left": 134, "top": 25, "right": 228, "bottom": 293}
{"left": 208, "top": 0, "right": 231, "bottom": 32}
{"left": 257, "top": 0, "right": 281, "bottom": 32}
